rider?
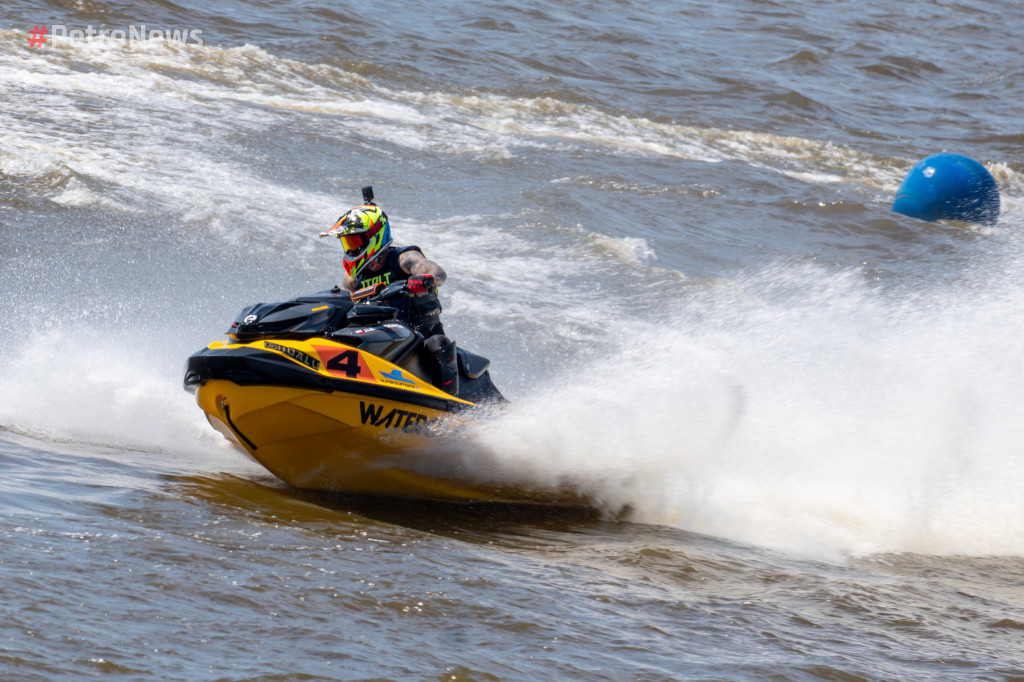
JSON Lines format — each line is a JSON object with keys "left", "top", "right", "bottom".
{"left": 320, "top": 193, "right": 459, "bottom": 395}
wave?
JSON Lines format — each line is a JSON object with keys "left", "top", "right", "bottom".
{"left": 6, "top": 27, "right": 1016, "bottom": 226}
{"left": 470, "top": 256, "right": 1024, "bottom": 559}
{"left": 0, "top": 325, "right": 232, "bottom": 456}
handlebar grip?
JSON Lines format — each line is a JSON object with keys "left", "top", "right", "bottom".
{"left": 352, "top": 282, "right": 386, "bottom": 301}
{"left": 379, "top": 281, "right": 410, "bottom": 299}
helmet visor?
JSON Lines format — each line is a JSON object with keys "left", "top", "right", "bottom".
{"left": 340, "top": 231, "right": 369, "bottom": 255}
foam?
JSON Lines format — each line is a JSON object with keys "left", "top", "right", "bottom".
{"left": 469, "top": 259, "right": 1024, "bottom": 559}
{"left": 0, "top": 325, "right": 234, "bottom": 461}
{"left": 0, "top": 27, "right": 956, "bottom": 211}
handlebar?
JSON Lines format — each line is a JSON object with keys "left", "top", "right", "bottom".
{"left": 352, "top": 280, "right": 409, "bottom": 303}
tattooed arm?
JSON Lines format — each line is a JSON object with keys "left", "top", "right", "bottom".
{"left": 399, "top": 249, "right": 447, "bottom": 287}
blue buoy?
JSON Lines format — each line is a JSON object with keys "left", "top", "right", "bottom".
{"left": 892, "top": 153, "right": 1000, "bottom": 226}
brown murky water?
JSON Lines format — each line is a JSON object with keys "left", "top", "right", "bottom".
{"left": 2, "top": 0, "right": 1024, "bottom": 677}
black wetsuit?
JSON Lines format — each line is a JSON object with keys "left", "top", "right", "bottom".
{"left": 356, "top": 245, "right": 445, "bottom": 337}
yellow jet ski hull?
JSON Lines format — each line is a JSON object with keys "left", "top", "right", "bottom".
{"left": 189, "top": 337, "right": 584, "bottom": 506}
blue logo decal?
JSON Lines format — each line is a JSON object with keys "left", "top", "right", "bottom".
{"left": 380, "top": 368, "right": 415, "bottom": 385}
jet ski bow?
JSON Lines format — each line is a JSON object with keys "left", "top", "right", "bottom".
{"left": 184, "top": 282, "right": 579, "bottom": 505}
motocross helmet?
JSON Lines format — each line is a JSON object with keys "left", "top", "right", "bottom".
{"left": 324, "top": 205, "right": 392, "bottom": 279}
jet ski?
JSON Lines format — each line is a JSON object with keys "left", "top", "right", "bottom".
{"left": 184, "top": 282, "right": 583, "bottom": 506}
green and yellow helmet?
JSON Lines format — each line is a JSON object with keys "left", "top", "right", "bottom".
{"left": 322, "top": 204, "right": 392, "bottom": 279}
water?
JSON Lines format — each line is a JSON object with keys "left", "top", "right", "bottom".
{"left": 2, "top": 0, "right": 1024, "bottom": 678}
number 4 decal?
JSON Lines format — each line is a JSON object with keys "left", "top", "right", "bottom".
{"left": 312, "top": 345, "right": 376, "bottom": 382}
{"left": 326, "top": 349, "right": 361, "bottom": 378}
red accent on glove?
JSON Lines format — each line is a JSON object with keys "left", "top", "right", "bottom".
{"left": 405, "top": 274, "right": 435, "bottom": 295}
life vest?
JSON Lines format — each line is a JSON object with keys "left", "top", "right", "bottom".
{"left": 355, "top": 245, "right": 444, "bottom": 337}
{"left": 355, "top": 245, "right": 423, "bottom": 289}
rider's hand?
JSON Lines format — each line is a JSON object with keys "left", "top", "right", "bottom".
{"left": 405, "top": 274, "right": 435, "bottom": 295}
